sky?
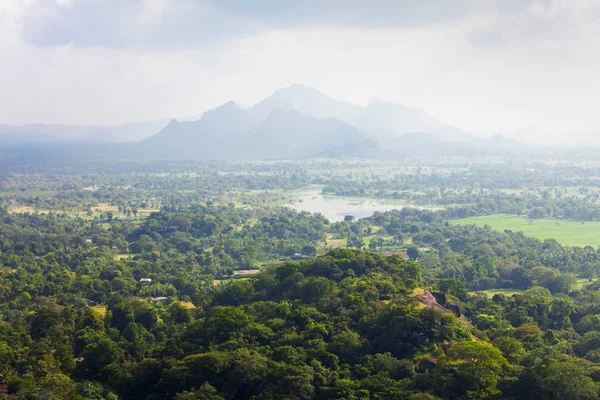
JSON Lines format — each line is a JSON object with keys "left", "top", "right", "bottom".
{"left": 1, "top": 0, "right": 599, "bottom": 136}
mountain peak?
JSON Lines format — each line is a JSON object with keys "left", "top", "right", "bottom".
{"left": 367, "top": 97, "right": 409, "bottom": 109}
{"left": 213, "top": 101, "right": 240, "bottom": 112}
{"left": 269, "top": 84, "right": 325, "bottom": 99}
{"left": 221, "top": 100, "right": 239, "bottom": 108}
{"left": 288, "top": 83, "right": 311, "bottom": 90}
{"left": 201, "top": 101, "right": 244, "bottom": 121}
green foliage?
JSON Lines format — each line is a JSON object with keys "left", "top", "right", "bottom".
{"left": 438, "top": 341, "right": 507, "bottom": 399}
{"left": 4, "top": 158, "right": 600, "bottom": 399}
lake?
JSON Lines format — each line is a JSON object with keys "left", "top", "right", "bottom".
{"left": 285, "top": 189, "right": 406, "bottom": 222}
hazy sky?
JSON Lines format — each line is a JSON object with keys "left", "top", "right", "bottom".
{"left": 1, "top": 0, "right": 599, "bottom": 135}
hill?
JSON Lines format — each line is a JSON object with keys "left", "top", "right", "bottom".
{"left": 238, "top": 109, "right": 366, "bottom": 159}
{"left": 249, "top": 84, "right": 469, "bottom": 140}
{"left": 142, "top": 105, "right": 367, "bottom": 159}
{"left": 140, "top": 84, "right": 474, "bottom": 159}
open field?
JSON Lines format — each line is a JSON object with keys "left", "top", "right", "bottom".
{"left": 8, "top": 205, "right": 52, "bottom": 214}
{"left": 575, "top": 277, "right": 598, "bottom": 289}
{"left": 8, "top": 201, "right": 160, "bottom": 221}
{"left": 233, "top": 269, "right": 261, "bottom": 276}
{"left": 451, "top": 214, "right": 600, "bottom": 247}
{"left": 473, "top": 278, "right": 599, "bottom": 298}
{"left": 326, "top": 238, "right": 347, "bottom": 247}
{"left": 471, "top": 288, "right": 527, "bottom": 298}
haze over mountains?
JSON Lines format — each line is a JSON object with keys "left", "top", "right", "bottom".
{"left": 0, "top": 121, "right": 169, "bottom": 144}
{"left": 141, "top": 84, "right": 498, "bottom": 159}
{"left": 2, "top": 84, "right": 594, "bottom": 158}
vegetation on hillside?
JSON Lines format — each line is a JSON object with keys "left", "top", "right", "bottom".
{"left": 2, "top": 157, "right": 600, "bottom": 398}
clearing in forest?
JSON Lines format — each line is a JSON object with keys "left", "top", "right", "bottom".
{"left": 451, "top": 214, "right": 600, "bottom": 247}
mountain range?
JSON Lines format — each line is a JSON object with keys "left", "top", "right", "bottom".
{"left": 139, "top": 84, "right": 501, "bottom": 159}
{"left": 1, "top": 85, "right": 541, "bottom": 159}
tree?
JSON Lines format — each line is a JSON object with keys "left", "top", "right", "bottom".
{"left": 549, "top": 297, "right": 574, "bottom": 330}
{"left": 329, "top": 330, "right": 365, "bottom": 363}
{"left": 438, "top": 341, "right": 507, "bottom": 399}
{"left": 292, "top": 277, "right": 333, "bottom": 303}
{"left": 493, "top": 337, "right": 525, "bottom": 364}
{"left": 407, "top": 247, "right": 420, "bottom": 260}
{"left": 549, "top": 274, "right": 577, "bottom": 294}
{"left": 541, "top": 362, "right": 597, "bottom": 400}
{"left": 527, "top": 207, "right": 546, "bottom": 219}
{"left": 511, "top": 267, "right": 533, "bottom": 289}
{"left": 168, "top": 302, "right": 192, "bottom": 324}
{"left": 348, "top": 236, "right": 365, "bottom": 249}
{"left": 81, "top": 338, "right": 124, "bottom": 380}
{"left": 174, "top": 383, "right": 224, "bottom": 400}
{"left": 576, "top": 314, "right": 600, "bottom": 334}
{"left": 200, "top": 306, "right": 253, "bottom": 345}
{"left": 369, "top": 238, "right": 384, "bottom": 251}
{"left": 437, "top": 278, "right": 467, "bottom": 301}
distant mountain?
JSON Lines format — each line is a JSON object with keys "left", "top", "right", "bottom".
{"left": 317, "top": 138, "right": 394, "bottom": 159}
{"left": 142, "top": 104, "right": 366, "bottom": 159}
{"left": 139, "top": 84, "right": 476, "bottom": 159}
{"left": 239, "top": 109, "right": 366, "bottom": 159}
{"left": 0, "top": 120, "right": 168, "bottom": 144}
{"left": 143, "top": 102, "right": 258, "bottom": 157}
{"left": 475, "top": 134, "right": 530, "bottom": 151}
{"left": 380, "top": 131, "right": 441, "bottom": 152}
{"left": 250, "top": 84, "right": 360, "bottom": 122}
{"left": 357, "top": 98, "right": 470, "bottom": 141}
{"left": 373, "top": 131, "right": 476, "bottom": 156}
{"left": 248, "top": 84, "right": 470, "bottom": 141}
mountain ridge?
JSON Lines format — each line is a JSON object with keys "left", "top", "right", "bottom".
{"left": 139, "top": 84, "right": 481, "bottom": 159}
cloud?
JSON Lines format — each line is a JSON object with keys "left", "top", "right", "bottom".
{"left": 468, "top": 0, "right": 600, "bottom": 52}
{"left": 11, "top": 0, "right": 599, "bottom": 53}
{"left": 14, "top": 0, "right": 256, "bottom": 49}
{"left": 1, "top": 0, "right": 600, "bottom": 136}
{"left": 7, "top": 0, "right": 600, "bottom": 53}
{"left": 208, "top": 0, "right": 474, "bottom": 28}
{"left": 6, "top": 0, "right": 512, "bottom": 50}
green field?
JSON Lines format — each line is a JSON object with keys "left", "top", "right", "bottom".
{"left": 472, "top": 288, "right": 526, "bottom": 298}
{"left": 452, "top": 214, "right": 600, "bottom": 247}
{"left": 473, "top": 278, "right": 598, "bottom": 298}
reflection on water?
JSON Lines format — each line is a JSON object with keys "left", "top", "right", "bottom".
{"left": 286, "top": 189, "right": 401, "bottom": 222}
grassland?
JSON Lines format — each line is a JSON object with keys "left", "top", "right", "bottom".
{"left": 575, "top": 277, "right": 597, "bottom": 289}
{"left": 8, "top": 202, "right": 160, "bottom": 221}
{"left": 472, "top": 278, "right": 598, "bottom": 298}
{"left": 471, "top": 288, "right": 527, "bottom": 298}
{"left": 451, "top": 214, "right": 600, "bottom": 247}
